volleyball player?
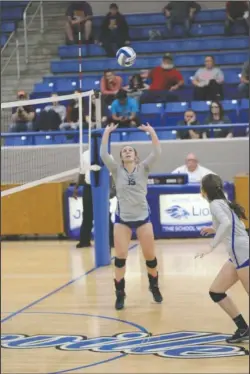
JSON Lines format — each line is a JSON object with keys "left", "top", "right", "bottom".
{"left": 100, "top": 122, "right": 163, "bottom": 310}
{"left": 196, "top": 173, "right": 249, "bottom": 343}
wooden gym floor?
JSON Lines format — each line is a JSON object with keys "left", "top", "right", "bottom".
{"left": 1, "top": 239, "right": 249, "bottom": 374}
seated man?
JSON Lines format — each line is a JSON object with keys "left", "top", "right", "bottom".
{"left": 99, "top": 3, "right": 130, "bottom": 57}
{"left": 65, "top": 1, "right": 93, "bottom": 44}
{"left": 142, "top": 53, "right": 184, "bottom": 102}
{"left": 238, "top": 61, "right": 249, "bottom": 98}
{"left": 176, "top": 110, "right": 201, "bottom": 140}
{"left": 9, "top": 91, "right": 35, "bottom": 132}
{"left": 109, "top": 90, "right": 139, "bottom": 128}
{"left": 163, "top": 1, "right": 200, "bottom": 37}
{"left": 172, "top": 153, "right": 216, "bottom": 183}
{"left": 225, "top": 1, "right": 249, "bottom": 35}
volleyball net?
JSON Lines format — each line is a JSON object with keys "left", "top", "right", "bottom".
{"left": 1, "top": 89, "right": 101, "bottom": 197}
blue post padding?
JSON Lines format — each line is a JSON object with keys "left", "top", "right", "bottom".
{"left": 90, "top": 129, "right": 111, "bottom": 267}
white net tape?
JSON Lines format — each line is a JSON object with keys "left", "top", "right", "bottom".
{"left": 1, "top": 90, "right": 95, "bottom": 197}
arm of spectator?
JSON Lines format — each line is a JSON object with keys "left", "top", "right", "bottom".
{"left": 61, "top": 106, "right": 67, "bottom": 122}
{"left": 241, "top": 62, "right": 249, "bottom": 84}
{"left": 169, "top": 70, "right": 184, "bottom": 91}
{"left": 100, "top": 77, "right": 111, "bottom": 95}
{"left": 223, "top": 116, "right": 233, "bottom": 138}
{"left": 113, "top": 76, "right": 123, "bottom": 93}
{"left": 192, "top": 69, "right": 201, "bottom": 86}
{"left": 111, "top": 101, "right": 122, "bottom": 121}
{"left": 82, "top": 3, "right": 93, "bottom": 21}
{"left": 128, "top": 99, "right": 139, "bottom": 120}
{"left": 189, "top": 1, "right": 201, "bottom": 15}
{"left": 141, "top": 83, "right": 149, "bottom": 90}
{"left": 215, "top": 68, "right": 224, "bottom": 84}
{"left": 120, "top": 14, "right": 130, "bottom": 42}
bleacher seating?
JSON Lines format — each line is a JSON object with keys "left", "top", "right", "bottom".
{"left": 3, "top": 6, "right": 249, "bottom": 144}
{"left": 0, "top": 1, "right": 28, "bottom": 48}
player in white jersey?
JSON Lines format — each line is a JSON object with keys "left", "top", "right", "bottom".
{"left": 196, "top": 173, "right": 249, "bottom": 343}
{"left": 100, "top": 123, "right": 163, "bottom": 310}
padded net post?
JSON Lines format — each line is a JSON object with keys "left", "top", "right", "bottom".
{"left": 91, "top": 129, "right": 111, "bottom": 267}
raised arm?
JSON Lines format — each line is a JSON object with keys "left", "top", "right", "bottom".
{"left": 139, "top": 123, "right": 161, "bottom": 172}
{"left": 209, "top": 200, "right": 231, "bottom": 250}
{"left": 100, "top": 124, "right": 119, "bottom": 176}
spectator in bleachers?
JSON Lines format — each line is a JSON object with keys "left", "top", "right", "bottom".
{"left": 123, "top": 74, "right": 149, "bottom": 101}
{"left": 65, "top": 1, "right": 93, "bottom": 45}
{"left": 100, "top": 70, "right": 123, "bottom": 105}
{"left": 163, "top": 1, "right": 201, "bottom": 37}
{"left": 109, "top": 89, "right": 139, "bottom": 128}
{"left": 146, "top": 53, "right": 184, "bottom": 102}
{"left": 203, "top": 101, "right": 233, "bottom": 139}
{"left": 44, "top": 93, "right": 66, "bottom": 123}
{"left": 35, "top": 93, "right": 66, "bottom": 132}
{"left": 60, "top": 90, "right": 87, "bottom": 130}
{"left": 85, "top": 94, "right": 107, "bottom": 128}
{"left": 99, "top": 3, "right": 130, "bottom": 57}
{"left": 176, "top": 110, "right": 201, "bottom": 140}
{"left": 172, "top": 153, "right": 215, "bottom": 183}
{"left": 225, "top": 1, "right": 249, "bottom": 36}
{"left": 238, "top": 61, "right": 249, "bottom": 98}
{"left": 10, "top": 91, "right": 35, "bottom": 132}
{"left": 192, "top": 56, "right": 224, "bottom": 101}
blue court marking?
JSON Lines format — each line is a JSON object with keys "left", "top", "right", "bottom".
{"left": 1, "top": 243, "right": 138, "bottom": 324}
{"left": 1, "top": 311, "right": 149, "bottom": 374}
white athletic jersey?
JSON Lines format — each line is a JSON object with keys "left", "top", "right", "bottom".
{"left": 209, "top": 199, "right": 249, "bottom": 267}
{"left": 100, "top": 143, "right": 161, "bottom": 221}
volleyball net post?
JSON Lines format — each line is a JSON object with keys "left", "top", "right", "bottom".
{"left": 91, "top": 129, "right": 111, "bottom": 267}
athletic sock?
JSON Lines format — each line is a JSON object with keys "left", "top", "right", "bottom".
{"left": 233, "top": 314, "right": 248, "bottom": 330}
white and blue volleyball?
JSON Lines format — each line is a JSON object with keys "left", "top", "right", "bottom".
{"left": 116, "top": 46, "right": 136, "bottom": 67}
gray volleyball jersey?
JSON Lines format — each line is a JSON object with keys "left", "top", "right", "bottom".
{"left": 209, "top": 199, "right": 249, "bottom": 267}
{"left": 100, "top": 143, "right": 161, "bottom": 221}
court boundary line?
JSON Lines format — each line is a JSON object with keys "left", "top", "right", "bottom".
{"left": 1, "top": 243, "right": 138, "bottom": 324}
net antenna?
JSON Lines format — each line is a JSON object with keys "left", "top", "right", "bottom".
{"left": 0, "top": 90, "right": 102, "bottom": 198}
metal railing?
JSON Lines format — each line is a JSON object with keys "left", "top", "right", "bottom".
{"left": 1, "top": 34, "right": 20, "bottom": 79}
{"left": 1, "top": 1, "right": 44, "bottom": 80}
{"left": 23, "top": 0, "right": 44, "bottom": 63}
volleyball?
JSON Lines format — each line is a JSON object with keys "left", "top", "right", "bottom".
{"left": 116, "top": 46, "right": 136, "bottom": 67}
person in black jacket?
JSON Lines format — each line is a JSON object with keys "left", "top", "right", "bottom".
{"left": 99, "top": 3, "right": 130, "bottom": 57}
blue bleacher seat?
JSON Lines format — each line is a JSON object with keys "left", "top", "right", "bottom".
{"left": 1, "top": 8, "right": 24, "bottom": 21}
{"left": 51, "top": 51, "right": 248, "bottom": 74}
{"left": 140, "top": 103, "right": 163, "bottom": 127}
{"left": 163, "top": 102, "right": 189, "bottom": 125}
{"left": 110, "top": 133, "right": 120, "bottom": 142}
{"left": 4, "top": 135, "right": 33, "bottom": 146}
{"left": 34, "top": 135, "right": 54, "bottom": 145}
{"left": 157, "top": 130, "right": 177, "bottom": 140}
{"left": 129, "top": 132, "right": 151, "bottom": 141}
{"left": 1, "top": 22, "right": 15, "bottom": 33}
{"left": 59, "top": 37, "right": 248, "bottom": 58}
{"left": 1, "top": 34, "right": 8, "bottom": 47}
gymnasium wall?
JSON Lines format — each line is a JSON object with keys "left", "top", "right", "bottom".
{"left": 1, "top": 138, "right": 248, "bottom": 184}
{"left": 90, "top": 1, "right": 226, "bottom": 16}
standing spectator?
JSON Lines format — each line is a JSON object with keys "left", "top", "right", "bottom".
{"left": 123, "top": 74, "right": 149, "bottom": 101}
{"left": 149, "top": 53, "right": 184, "bottom": 94}
{"left": 44, "top": 93, "right": 66, "bottom": 123}
{"left": 176, "top": 110, "right": 201, "bottom": 140}
{"left": 100, "top": 70, "right": 123, "bottom": 105}
{"left": 238, "top": 61, "right": 249, "bottom": 98}
{"left": 203, "top": 101, "right": 233, "bottom": 139}
{"left": 192, "top": 56, "right": 224, "bottom": 101}
{"left": 65, "top": 1, "right": 93, "bottom": 45}
{"left": 163, "top": 1, "right": 201, "bottom": 37}
{"left": 225, "top": 1, "right": 249, "bottom": 36}
{"left": 172, "top": 153, "right": 216, "bottom": 183}
{"left": 99, "top": 3, "right": 130, "bottom": 57}
{"left": 9, "top": 91, "right": 35, "bottom": 132}
{"left": 109, "top": 90, "right": 139, "bottom": 128}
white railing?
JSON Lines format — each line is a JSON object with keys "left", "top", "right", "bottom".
{"left": 1, "top": 0, "right": 44, "bottom": 80}
{"left": 24, "top": 0, "right": 44, "bottom": 63}
{"left": 1, "top": 33, "right": 20, "bottom": 79}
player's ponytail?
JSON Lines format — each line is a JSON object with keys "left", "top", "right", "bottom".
{"left": 201, "top": 174, "right": 247, "bottom": 221}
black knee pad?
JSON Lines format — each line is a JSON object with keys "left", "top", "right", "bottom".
{"left": 209, "top": 291, "right": 227, "bottom": 303}
{"left": 114, "top": 257, "right": 126, "bottom": 268}
{"left": 146, "top": 257, "right": 157, "bottom": 269}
